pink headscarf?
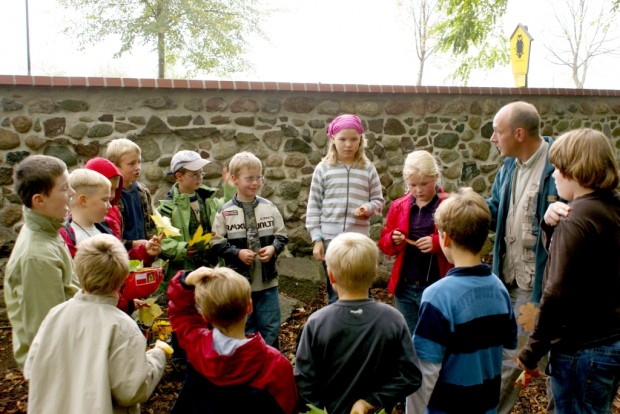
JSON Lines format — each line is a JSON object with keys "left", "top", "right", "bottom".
{"left": 327, "top": 114, "right": 364, "bottom": 137}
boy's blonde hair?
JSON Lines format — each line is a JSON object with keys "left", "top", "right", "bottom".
{"left": 14, "top": 155, "right": 67, "bottom": 208}
{"left": 194, "top": 267, "right": 251, "bottom": 328}
{"left": 549, "top": 128, "right": 619, "bottom": 190}
{"left": 325, "top": 232, "right": 377, "bottom": 291}
{"left": 69, "top": 169, "right": 111, "bottom": 200}
{"left": 105, "top": 138, "right": 141, "bottom": 166}
{"left": 403, "top": 150, "right": 441, "bottom": 182}
{"left": 323, "top": 132, "right": 369, "bottom": 169}
{"left": 75, "top": 234, "right": 129, "bottom": 295}
{"left": 228, "top": 151, "right": 262, "bottom": 177}
{"left": 434, "top": 187, "right": 490, "bottom": 254}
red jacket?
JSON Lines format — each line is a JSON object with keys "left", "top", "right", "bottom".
{"left": 378, "top": 189, "right": 452, "bottom": 294}
{"left": 167, "top": 272, "right": 298, "bottom": 414}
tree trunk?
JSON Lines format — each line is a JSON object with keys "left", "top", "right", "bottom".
{"left": 158, "top": 31, "right": 165, "bottom": 78}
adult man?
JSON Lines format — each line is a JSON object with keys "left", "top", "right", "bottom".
{"left": 486, "top": 101, "right": 560, "bottom": 414}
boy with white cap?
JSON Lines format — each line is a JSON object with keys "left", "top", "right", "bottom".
{"left": 157, "top": 150, "right": 235, "bottom": 278}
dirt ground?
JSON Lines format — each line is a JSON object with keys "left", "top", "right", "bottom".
{"left": 1, "top": 288, "right": 619, "bottom": 413}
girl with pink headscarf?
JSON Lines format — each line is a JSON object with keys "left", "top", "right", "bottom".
{"left": 305, "top": 114, "right": 385, "bottom": 303}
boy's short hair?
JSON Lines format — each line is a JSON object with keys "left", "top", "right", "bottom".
{"left": 105, "top": 137, "right": 141, "bottom": 166}
{"left": 549, "top": 128, "right": 619, "bottom": 191}
{"left": 14, "top": 155, "right": 67, "bottom": 208}
{"left": 325, "top": 232, "right": 377, "bottom": 291}
{"left": 434, "top": 187, "right": 491, "bottom": 254}
{"left": 194, "top": 267, "right": 251, "bottom": 328}
{"left": 69, "top": 169, "right": 111, "bottom": 198}
{"left": 403, "top": 150, "right": 441, "bottom": 181}
{"left": 228, "top": 151, "right": 262, "bottom": 177}
{"left": 75, "top": 234, "right": 129, "bottom": 295}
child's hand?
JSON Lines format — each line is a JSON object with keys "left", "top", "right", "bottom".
{"left": 222, "top": 166, "right": 234, "bottom": 186}
{"left": 353, "top": 205, "right": 370, "bottom": 218}
{"left": 258, "top": 245, "right": 276, "bottom": 263}
{"left": 145, "top": 234, "right": 163, "bottom": 257}
{"left": 350, "top": 399, "right": 375, "bottom": 414}
{"left": 392, "top": 230, "right": 405, "bottom": 245}
{"left": 238, "top": 249, "right": 257, "bottom": 266}
{"left": 416, "top": 236, "right": 433, "bottom": 253}
{"left": 544, "top": 201, "right": 570, "bottom": 226}
{"left": 312, "top": 240, "right": 324, "bottom": 261}
{"left": 154, "top": 339, "right": 174, "bottom": 361}
{"left": 184, "top": 266, "right": 214, "bottom": 286}
{"left": 133, "top": 299, "right": 150, "bottom": 309}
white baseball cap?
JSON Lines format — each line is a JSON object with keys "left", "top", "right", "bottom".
{"left": 170, "top": 150, "right": 210, "bottom": 174}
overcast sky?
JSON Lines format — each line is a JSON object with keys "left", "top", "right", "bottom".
{"left": 1, "top": 0, "right": 618, "bottom": 89}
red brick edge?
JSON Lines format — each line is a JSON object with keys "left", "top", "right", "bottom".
{"left": 1, "top": 74, "right": 619, "bottom": 96}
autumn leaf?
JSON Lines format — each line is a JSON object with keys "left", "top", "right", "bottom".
{"left": 302, "top": 405, "right": 328, "bottom": 414}
{"left": 151, "top": 319, "right": 173, "bottom": 342}
{"left": 151, "top": 211, "right": 181, "bottom": 237}
{"left": 188, "top": 225, "right": 212, "bottom": 248}
{"left": 138, "top": 298, "right": 163, "bottom": 327}
{"left": 517, "top": 302, "right": 539, "bottom": 333}
{"left": 129, "top": 260, "right": 144, "bottom": 272}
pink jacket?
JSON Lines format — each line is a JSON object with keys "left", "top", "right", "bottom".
{"left": 378, "top": 188, "right": 452, "bottom": 294}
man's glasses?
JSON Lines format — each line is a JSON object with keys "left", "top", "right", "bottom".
{"left": 184, "top": 171, "right": 205, "bottom": 179}
{"left": 240, "top": 176, "right": 265, "bottom": 183}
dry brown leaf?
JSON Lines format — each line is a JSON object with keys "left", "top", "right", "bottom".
{"left": 517, "top": 302, "right": 539, "bottom": 333}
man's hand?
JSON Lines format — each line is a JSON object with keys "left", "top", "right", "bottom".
{"left": 353, "top": 204, "right": 371, "bottom": 218}
{"left": 544, "top": 201, "right": 570, "bottom": 226}
{"left": 516, "top": 358, "right": 541, "bottom": 378}
{"left": 312, "top": 240, "right": 325, "bottom": 261}
{"left": 184, "top": 266, "right": 214, "bottom": 286}
{"left": 416, "top": 235, "right": 433, "bottom": 253}
{"left": 392, "top": 230, "right": 405, "bottom": 245}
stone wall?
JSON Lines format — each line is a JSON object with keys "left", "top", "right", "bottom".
{"left": 1, "top": 76, "right": 619, "bottom": 258}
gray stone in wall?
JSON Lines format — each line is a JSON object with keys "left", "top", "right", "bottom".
{"left": 234, "top": 116, "right": 255, "bottom": 127}
{"left": 356, "top": 101, "right": 381, "bottom": 117}
{"left": 142, "top": 96, "right": 176, "bottom": 109}
{"left": 382, "top": 136, "right": 402, "bottom": 151}
{"left": 265, "top": 167, "right": 285, "bottom": 180}
{"left": 384, "top": 118, "right": 406, "bottom": 135}
{"left": 11, "top": 116, "right": 32, "bottom": 133}
{"left": 68, "top": 123, "right": 88, "bottom": 139}
{"left": 43, "top": 118, "right": 66, "bottom": 138}
{"left": 439, "top": 150, "right": 459, "bottom": 163}
{"left": 0, "top": 129, "right": 20, "bottom": 150}
{"left": 461, "top": 161, "right": 481, "bottom": 181}
{"left": 277, "top": 181, "right": 301, "bottom": 200}
{"left": 284, "top": 138, "right": 311, "bottom": 153}
{"left": 237, "top": 132, "right": 258, "bottom": 144}
{"left": 283, "top": 97, "right": 315, "bottom": 113}
{"left": 241, "top": 142, "right": 269, "bottom": 159}
{"left": 277, "top": 257, "right": 323, "bottom": 304}
{"left": 98, "top": 114, "right": 114, "bottom": 122}
{"left": 211, "top": 115, "right": 231, "bottom": 125}
{"left": 115, "top": 122, "right": 137, "bottom": 134}
{"left": 43, "top": 145, "right": 77, "bottom": 166}
{"left": 167, "top": 115, "right": 192, "bottom": 127}
{"left": 1, "top": 118, "right": 8, "bottom": 127}
{"left": 401, "top": 136, "right": 415, "bottom": 153}
{"left": 0, "top": 204, "right": 22, "bottom": 227}
{"left": 444, "top": 99, "right": 467, "bottom": 114}
{"left": 307, "top": 119, "right": 325, "bottom": 129}
{"left": 444, "top": 163, "right": 462, "bottom": 179}
{"left": 212, "top": 144, "right": 239, "bottom": 160}
{"left": 128, "top": 116, "right": 146, "bottom": 125}
{"left": 263, "top": 130, "right": 283, "bottom": 151}
{"left": 470, "top": 101, "right": 483, "bottom": 115}
{"left": 434, "top": 132, "right": 459, "bottom": 149}
{"left": 0, "top": 167, "right": 13, "bottom": 185}
{"left": 133, "top": 137, "right": 161, "bottom": 161}
{"left": 184, "top": 98, "right": 203, "bottom": 112}
{"left": 74, "top": 141, "right": 100, "bottom": 157}
{"left": 265, "top": 154, "right": 283, "bottom": 167}
{"left": 143, "top": 116, "right": 172, "bottom": 134}
{"left": 25, "top": 135, "right": 46, "bottom": 150}
{"left": 367, "top": 119, "right": 382, "bottom": 134}
{"left": 2, "top": 98, "right": 23, "bottom": 112}
{"left": 470, "top": 141, "right": 491, "bottom": 160}
{"left": 481, "top": 122, "right": 494, "bottom": 139}
{"left": 230, "top": 99, "right": 259, "bottom": 113}
{"left": 7, "top": 151, "right": 30, "bottom": 165}
{"left": 206, "top": 97, "right": 228, "bottom": 112}
{"left": 386, "top": 100, "right": 411, "bottom": 115}
{"left": 284, "top": 153, "right": 306, "bottom": 167}
{"left": 307, "top": 150, "right": 323, "bottom": 165}
{"left": 143, "top": 163, "right": 163, "bottom": 181}
{"left": 87, "top": 123, "right": 113, "bottom": 138}
{"left": 260, "top": 99, "right": 280, "bottom": 114}
{"left": 28, "top": 99, "right": 56, "bottom": 114}
{"left": 100, "top": 98, "right": 132, "bottom": 112}
{"left": 280, "top": 125, "right": 299, "bottom": 137}
{"left": 471, "top": 176, "right": 487, "bottom": 193}
{"left": 193, "top": 115, "right": 205, "bottom": 125}
{"left": 316, "top": 100, "right": 340, "bottom": 115}
{"left": 59, "top": 100, "right": 89, "bottom": 112}
{"left": 311, "top": 130, "right": 328, "bottom": 148}
{"left": 258, "top": 116, "right": 277, "bottom": 125}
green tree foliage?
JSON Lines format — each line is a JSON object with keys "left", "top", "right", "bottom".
{"left": 57, "top": 0, "right": 265, "bottom": 78}
{"left": 433, "top": 0, "right": 510, "bottom": 84}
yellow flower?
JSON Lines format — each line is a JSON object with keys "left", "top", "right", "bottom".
{"left": 188, "top": 225, "right": 212, "bottom": 247}
{"left": 151, "top": 211, "right": 181, "bottom": 237}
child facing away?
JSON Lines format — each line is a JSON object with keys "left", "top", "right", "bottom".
{"left": 517, "top": 128, "right": 620, "bottom": 413}
{"left": 24, "top": 234, "right": 168, "bottom": 414}
{"left": 295, "top": 232, "right": 422, "bottom": 414}
{"left": 3, "top": 154, "right": 79, "bottom": 371}
{"left": 157, "top": 150, "right": 236, "bottom": 278}
{"left": 210, "top": 151, "right": 288, "bottom": 349}
{"left": 85, "top": 156, "right": 162, "bottom": 261}
{"left": 378, "top": 150, "right": 452, "bottom": 335}
{"left": 106, "top": 137, "right": 158, "bottom": 250}
{"left": 167, "top": 266, "right": 298, "bottom": 414}
{"left": 305, "top": 114, "right": 385, "bottom": 304}
{"left": 59, "top": 168, "right": 159, "bottom": 314}
{"left": 407, "top": 188, "right": 517, "bottom": 414}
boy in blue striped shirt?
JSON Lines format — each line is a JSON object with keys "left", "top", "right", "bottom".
{"left": 407, "top": 188, "right": 517, "bottom": 414}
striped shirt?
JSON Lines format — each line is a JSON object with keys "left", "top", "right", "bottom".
{"left": 305, "top": 161, "right": 384, "bottom": 242}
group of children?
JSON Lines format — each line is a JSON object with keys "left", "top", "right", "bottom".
{"left": 3, "top": 110, "right": 619, "bottom": 414}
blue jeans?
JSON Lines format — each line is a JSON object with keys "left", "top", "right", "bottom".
{"left": 246, "top": 286, "right": 281, "bottom": 349}
{"left": 394, "top": 282, "right": 426, "bottom": 336}
{"left": 549, "top": 339, "right": 620, "bottom": 414}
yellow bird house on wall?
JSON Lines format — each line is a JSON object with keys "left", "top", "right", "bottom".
{"left": 510, "top": 24, "right": 533, "bottom": 87}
